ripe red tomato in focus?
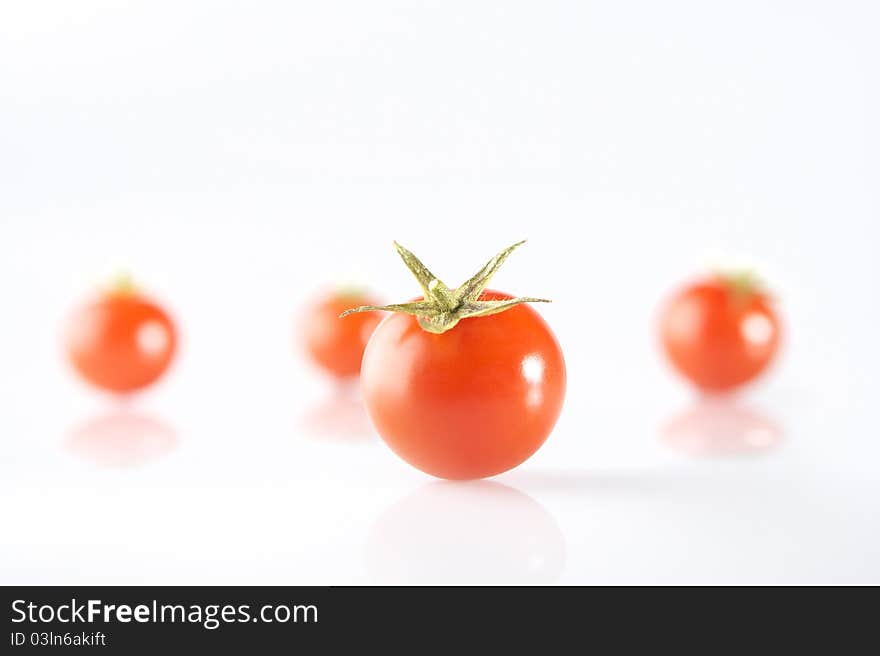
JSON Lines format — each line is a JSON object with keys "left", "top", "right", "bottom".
{"left": 302, "top": 292, "right": 382, "bottom": 379}
{"left": 361, "top": 291, "right": 566, "bottom": 479}
{"left": 659, "top": 275, "right": 781, "bottom": 392}
{"left": 66, "top": 285, "right": 177, "bottom": 393}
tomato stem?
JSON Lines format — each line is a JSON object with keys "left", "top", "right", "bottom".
{"left": 714, "top": 269, "right": 762, "bottom": 297}
{"left": 107, "top": 271, "right": 137, "bottom": 297}
{"left": 341, "top": 241, "right": 550, "bottom": 334}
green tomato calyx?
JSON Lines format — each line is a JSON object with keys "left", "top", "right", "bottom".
{"left": 107, "top": 271, "right": 138, "bottom": 297}
{"left": 714, "top": 268, "right": 764, "bottom": 298}
{"left": 340, "top": 240, "right": 550, "bottom": 334}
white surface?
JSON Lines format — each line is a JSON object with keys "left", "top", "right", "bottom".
{"left": 1, "top": 1, "right": 878, "bottom": 584}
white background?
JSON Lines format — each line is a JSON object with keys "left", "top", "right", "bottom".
{"left": 1, "top": 1, "right": 878, "bottom": 584}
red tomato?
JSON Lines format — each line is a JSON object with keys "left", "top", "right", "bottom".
{"left": 659, "top": 275, "right": 781, "bottom": 391}
{"left": 66, "top": 286, "right": 177, "bottom": 393}
{"left": 302, "top": 291, "right": 382, "bottom": 379}
{"left": 361, "top": 291, "right": 566, "bottom": 479}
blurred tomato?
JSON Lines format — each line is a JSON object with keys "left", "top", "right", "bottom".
{"left": 66, "top": 281, "right": 177, "bottom": 393}
{"left": 659, "top": 274, "right": 781, "bottom": 391}
{"left": 301, "top": 291, "right": 382, "bottom": 379}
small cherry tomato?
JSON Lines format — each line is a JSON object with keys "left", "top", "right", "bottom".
{"left": 65, "top": 278, "right": 177, "bottom": 393}
{"left": 344, "top": 242, "right": 566, "bottom": 480}
{"left": 659, "top": 273, "right": 781, "bottom": 392}
{"left": 301, "top": 291, "right": 383, "bottom": 379}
